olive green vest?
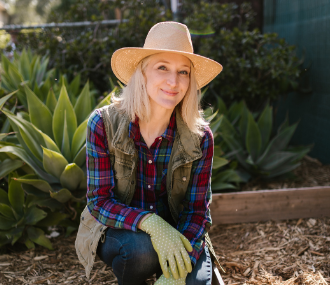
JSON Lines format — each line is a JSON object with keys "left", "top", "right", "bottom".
{"left": 100, "top": 104, "right": 205, "bottom": 221}
{"left": 75, "top": 104, "right": 225, "bottom": 279}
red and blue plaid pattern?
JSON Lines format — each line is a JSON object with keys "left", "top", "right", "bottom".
{"left": 86, "top": 109, "right": 213, "bottom": 264}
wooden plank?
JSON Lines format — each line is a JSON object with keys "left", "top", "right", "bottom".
{"left": 210, "top": 186, "right": 330, "bottom": 225}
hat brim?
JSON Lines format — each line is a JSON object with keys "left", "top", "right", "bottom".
{"left": 111, "top": 47, "right": 223, "bottom": 89}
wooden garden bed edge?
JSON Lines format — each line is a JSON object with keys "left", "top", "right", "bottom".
{"left": 210, "top": 186, "right": 330, "bottom": 225}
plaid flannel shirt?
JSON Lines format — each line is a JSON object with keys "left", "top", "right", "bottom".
{"left": 86, "top": 109, "right": 213, "bottom": 265}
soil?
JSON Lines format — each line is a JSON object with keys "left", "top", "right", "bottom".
{"left": 241, "top": 156, "right": 330, "bottom": 191}
{"left": 0, "top": 217, "right": 329, "bottom": 285}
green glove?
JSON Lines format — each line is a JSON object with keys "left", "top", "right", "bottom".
{"left": 140, "top": 214, "right": 193, "bottom": 279}
{"left": 155, "top": 271, "right": 186, "bottom": 285}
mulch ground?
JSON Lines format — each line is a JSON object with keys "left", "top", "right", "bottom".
{"left": 0, "top": 217, "right": 329, "bottom": 285}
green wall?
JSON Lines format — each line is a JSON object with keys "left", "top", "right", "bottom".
{"left": 263, "top": 0, "right": 330, "bottom": 163}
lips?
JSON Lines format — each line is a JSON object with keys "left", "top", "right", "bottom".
{"left": 161, "top": 89, "right": 179, "bottom": 96}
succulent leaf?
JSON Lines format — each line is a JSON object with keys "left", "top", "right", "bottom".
{"left": 60, "top": 163, "right": 84, "bottom": 191}
{"left": 212, "top": 156, "right": 229, "bottom": 169}
{"left": 0, "top": 159, "right": 24, "bottom": 179}
{"left": 25, "top": 207, "right": 48, "bottom": 225}
{"left": 52, "top": 85, "right": 77, "bottom": 146}
{"left": 25, "top": 85, "right": 53, "bottom": 138}
{"left": 246, "top": 112, "right": 262, "bottom": 162}
{"left": 0, "top": 203, "right": 16, "bottom": 220}
{"left": 74, "top": 81, "right": 91, "bottom": 125}
{"left": 42, "top": 147, "right": 68, "bottom": 179}
{"left": 8, "top": 177, "right": 24, "bottom": 216}
{"left": 46, "top": 89, "right": 57, "bottom": 113}
{"left": 257, "top": 104, "right": 272, "bottom": 150}
{"left": 15, "top": 174, "right": 53, "bottom": 193}
{"left": 0, "top": 91, "right": 16, "bottom": 109}
{"left": 73, "top": 144, "right": 86, "bottom": 168}
{"left": 61, "top": 112, "right": 71, "bottom": 161}
{"left": 71, "top": 120, "right": 87, "bottom": 158}
{"left": 50, "top": 188, "right": 72, "bottom": 203}
{"left": 27, "top": 226, "right": 53, "bottom": 250}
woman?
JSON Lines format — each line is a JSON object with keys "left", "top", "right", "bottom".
{"left": 75, "top": 21, "right": 224, "bottom": 285}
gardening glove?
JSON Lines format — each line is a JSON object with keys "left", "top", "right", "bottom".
{"left": 155, "top": 270, "right": 186, "bottom": 285}
{"left": 140, "top": 214, "right": 193, "bottom": 279}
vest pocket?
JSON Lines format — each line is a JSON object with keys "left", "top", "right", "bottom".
{"left": 113, "top": 160, "right": 133, "bottom": 179}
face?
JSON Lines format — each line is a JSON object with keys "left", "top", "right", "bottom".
{"left": 143, "top": 52, "right": 191, "bottom": 111}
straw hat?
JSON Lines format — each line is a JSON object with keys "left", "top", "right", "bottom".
{"left": 111, "top": 21, "right": 223, "bottom": 89}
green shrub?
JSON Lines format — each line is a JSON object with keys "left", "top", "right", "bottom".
{"left": 3, "top": 1, "right": 302, "bottom": 109}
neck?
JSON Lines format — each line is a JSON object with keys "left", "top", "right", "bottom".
{"left": 139, "top": 106, "right": 174, "bottom": 148}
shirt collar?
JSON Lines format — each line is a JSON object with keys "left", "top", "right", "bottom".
{"left": 129, "top": 110, "right": 176, "bottom": 143}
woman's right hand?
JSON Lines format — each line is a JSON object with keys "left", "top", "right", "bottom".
{"left": 140, "top": 214, "right": 193, "bottom": 279}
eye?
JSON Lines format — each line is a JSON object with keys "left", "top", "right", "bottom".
{"left": 158, "top": 65, "right": 167, "bottom": 71}
{"left": 179, "top": 70, "right": 189, "bottom": 75}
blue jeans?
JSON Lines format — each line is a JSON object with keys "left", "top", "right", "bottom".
{"left": 97, "top": 227, "right": 212, "bottom": 285}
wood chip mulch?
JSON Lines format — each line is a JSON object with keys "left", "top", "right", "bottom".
{"left": 0, "top": 217, "right": 329, "bottom": 285}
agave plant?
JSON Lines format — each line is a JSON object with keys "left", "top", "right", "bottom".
{"left": 0, "top": 83, "right": 113, "bottom": 205}
{"left": 218, "top": 102, "right": 311, "bottom": 179}
{"left": 0, "top": 48, "right": 56, "bottom": 108}
{"left": 0, "top": 173, "right": 67, "bottom": 249}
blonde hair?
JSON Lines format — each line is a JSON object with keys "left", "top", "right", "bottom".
{"left": 112, "top": 54, "right": 208, "bottom": 136}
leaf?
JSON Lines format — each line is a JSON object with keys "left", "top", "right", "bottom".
{"left": 25, "top": 238, "right": 35, "bottom": 249}
{"left": 74, "top": 81, "right": 91, "bottom": 125}
{"left": 24, "top": 85, "right": 53, "bottom": 138}
{"left": 27, "top": 226, "right": 53, "bottom": 250}
{"left": 73, "top": 144, "right": 86, "bottom": 168}
{"left": 258, "top": 151, "right": 297, "bottom": 171}
{"left": 60, "top": 163, "right": 84, "bottom": 191}
{"left": 37, "top": 212, "right": 67, "bottom": 227}
{"left": 0, "top": 146, "right": 58, "bottom": 184}
{"left": 46, "top": 89, "right": 57, "bottom": 113}
{"left": 14, "top": 174, "right": 53, "bottom": 193}
{"left": 19, "top": 49, "right": 30, "bottom": 80}
{"left": 25, "top": 207, "right": 48, "bottom": 225}
{"left": 52, "top": 85, "right": 77, "bottom": 147}
{"left": 42, "top": 147, "right": 68, "bottom": 179}
{"left": 0, "top": 216, "right": 16, "bottom": 230}
{"left": 0, "top": 203, "right": 15, "bottom": 220}
{"left": 257, "top": 104, "right": 273, "bottom": 150}
{"left": 245, "top": 112, "right": 262, "bottom": 162}
{"left": 268, "top": 163, "right": 301, "bottom": 178}
{"left": 71, "top": 120, "right": 87, "bottom": 158}
{"left": 212, "top": 156, "right": 229, "bottom": 169}
{"left": 19, "top": 127, "right": 43, "bottom": 162}
{"left": 95, "top": 90, "right": 114, "bottom": 109}
{"left": 0, "top": 91, "right": 17, "bottom": 109}
{"left": 69, "top": 73, "right": 81, "bottom": 97}
{"left": 22, "top": 185, "right": 50, "bottom": 201}
{"left": 0, "top": 188, "right": 9, "bottom": 205}
{"left": 211, "top": 182, "right": 237, "bottom": 191}
{"left": 212, "top": 169, "right": 242, "bottom": 184}
{"left": 37, "top": 129, "right": 61, "bottom": 153}
{"left": 50, "top": 188, "right": 72, "bottom": 203}
{"left": 8, "top": 177, "right": 24, "bottom": 216}
{"left": 0, "top": 159, "right": 24, "bottom": 179}
{"left": 61, "top": 112, "right": 71, "bottom": 161}
{"left": 257, "top": 123, "right": 298, "bottom": 165}
{"left": 31, "top": 198, "right": 62, "bottom": 211}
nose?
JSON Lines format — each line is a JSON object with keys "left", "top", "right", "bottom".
{"left": 166, "top": 72, "right": 178, "bottom": 88}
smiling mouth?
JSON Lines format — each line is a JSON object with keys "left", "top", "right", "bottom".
{"left": 161, "top": 89, "right": 179, "bottom": 96}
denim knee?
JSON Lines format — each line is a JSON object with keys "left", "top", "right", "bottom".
{"left": 186, "top": 246, "right": 212, "bottom": 285}
{"left": 97, "top": 228, "right": 161, "bottom": 285}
